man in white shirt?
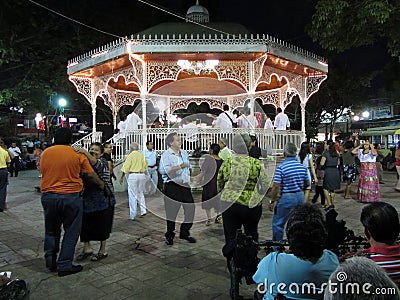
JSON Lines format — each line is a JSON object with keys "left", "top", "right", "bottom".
{"left": 264, "top": 113, "right": 274, "bottom": 130}
{"left": 143, "top": 140, "right": 158, "bottom": 195}
{"left": 125, "top": 111, "right": 142, "bottom": 131}
{"left": 274, "top": 107, "right": 290, "bottom": 130}
{"left": 213, "top": 105, "right": 237, "bottom": 129}
{"left": 237, "top": 112, "right": 249, "bottom": 128}
{"left": 117, "top": 116, "right": 126, "bottom": 138}
{"left": 8, "top": 142, "right": 21, "bottom": 177}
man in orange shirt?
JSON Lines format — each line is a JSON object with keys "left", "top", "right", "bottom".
{"left": 40, "top": 128, "right": 104, "bottom": 276}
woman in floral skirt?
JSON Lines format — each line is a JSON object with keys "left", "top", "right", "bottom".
{"left": 352, "top": 140, "right": 381, "bottom": 202}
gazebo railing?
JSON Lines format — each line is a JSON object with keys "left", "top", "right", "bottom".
{"left": 111, "top": 128, "right": 303, "bottom": 164}
{"left": 72, "top": 131, "right": 103, "bottom": 149}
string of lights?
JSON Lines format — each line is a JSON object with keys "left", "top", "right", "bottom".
{"left": 27, "top": 0, "right": 317, "bottom": 61}
{"left": 27, "top": 0, "right": 124, "bottom": 39}
{"left": 27, "top": 0, "right": 234, "bottom": 40}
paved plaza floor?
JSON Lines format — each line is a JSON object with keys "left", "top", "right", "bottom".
{"left": 0, "top": 168, "right": 399, "bottom": 300}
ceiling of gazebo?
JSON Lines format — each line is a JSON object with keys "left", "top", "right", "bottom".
{"left": 105, "top": 71, "right": 286, "bottom": 94}
{"left": 151, "top": 77, "right": 245, "bottom": 96}
{"left": 108, "top": 76, "right": 140, "bottom": 92}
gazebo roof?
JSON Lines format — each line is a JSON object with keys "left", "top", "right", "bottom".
{"left": 67, "top": 30, "right": 328, "bottom": 77}
{"left": 136, "top": 22, "right": 252, "bottom": 36}
{"left": 67, "top": 2, "right": 327, "bottom": 77}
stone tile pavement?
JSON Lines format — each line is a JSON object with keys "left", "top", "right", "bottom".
{"left": 0, "top": 169, "right": 399, "bottom": 300}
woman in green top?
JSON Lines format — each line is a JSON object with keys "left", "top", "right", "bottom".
{"left": 217, "top": 133, "right": 268, "bottom": 266}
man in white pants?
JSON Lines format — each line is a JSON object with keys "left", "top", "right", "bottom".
{"left": 119, "top": 143, "right": 148, "bottom": 220}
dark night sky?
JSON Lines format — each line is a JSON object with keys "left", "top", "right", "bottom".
{"left": 75, "top": 0, "right": 319, "bottom": 51}
{"left": 144, "top": 0, "right": 316, "bottom": 47}
{"left": 132, "top": 0, "right": 390, "bottom": 76}
{"left": 23, "top": 0, "right": 392, "bottom": 97}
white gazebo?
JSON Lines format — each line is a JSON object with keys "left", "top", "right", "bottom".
{"left": 68, "top": 1, "right": 328, "bottom": 159}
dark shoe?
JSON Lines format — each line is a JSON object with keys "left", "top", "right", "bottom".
{"left": 379, "top": 182, "right": 385, "bottom": 184}
{"left": 179, "top": 235, "right": 197, "bottom": 243}
{"left": 165, "top": 232, "right": 175, "bottom": 245}
{"left": 324, "top": 205, "right": 335, "bottom": 212}
{"left": 58, "top": 265, "right": 83, "bottom": 277}
{"left": 46, "top": 257, "right": 57, "bottom": 272}
{"left": 0, "top": 209, "right": 3, "bottom": 212}
{"left": 47, "top": 265, "right": 57, "bottom": 272}
{"left": 76, "top": 251, "right": 93, "bottom": 261}
{"left": 91, "top": 252, "right": 108, "bottom": 261}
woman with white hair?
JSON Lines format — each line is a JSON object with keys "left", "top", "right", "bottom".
{"left": 324, "top": 256, "right": 399, "bottom": 300}
{"left": 119, "top": 142, "right": 148, "bottom": 220}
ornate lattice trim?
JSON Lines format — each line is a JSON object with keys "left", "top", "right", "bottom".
{"left": 306, "top": 75, "right": 328, "bottom": 100}
{"left": 69, "top": 76, "right": 94, "bottom": 104}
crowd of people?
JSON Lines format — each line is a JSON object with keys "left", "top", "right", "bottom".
{"left": 210, "top": 105, "right": 291, "bottom": 130}
{"left": 1, "top": 114, "right": 400, "bottom": 299}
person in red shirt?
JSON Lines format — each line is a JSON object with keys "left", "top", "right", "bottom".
{"left": 342, "top": 202, "right": 400, "bottom": 282}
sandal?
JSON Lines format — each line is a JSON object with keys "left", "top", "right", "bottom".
{"left": 91, "top": 252, "right": 108, "bottom": 261}
{"left": 76, "top": 251, "right": 93, "bottom": 261}
{"left": 205, "top": 219, "right": 213, "bottom": 226}
{"left": 215, "top": 215, "right": 223, "bottom": 224}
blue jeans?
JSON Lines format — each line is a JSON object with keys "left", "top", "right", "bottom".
{"left": 145, "top": 167, "right": 158, "bottom": 194}
{"left": 41, "top": 192, "right": 83, "bottom": 271}
{"left": 272, "top": 191, "right": 304, "bottom": 241}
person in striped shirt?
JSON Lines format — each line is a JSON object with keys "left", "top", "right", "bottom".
{"left": 343, "top": 202, "right": 400, "bottom": 282}
{"left": 269, "top": 142, "right": 310, "bottom": 241}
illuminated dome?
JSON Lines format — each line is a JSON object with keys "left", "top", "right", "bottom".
{"left": 186, "top": 0, "right": 209, "bottom": 23}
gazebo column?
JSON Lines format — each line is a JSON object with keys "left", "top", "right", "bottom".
{"left": 249, "top": 95, "right": 255, "bottom": 122}
{"left": 112, "top": 110, "right": 117, "bottom": 130}
{"left": 91, "top": 103, "right": 97, "bottom": 132}
{"left": 300, "top": 101, "right": 306, "bottom": 139}
{"left": 141, "top": 94, "right": 147, "bottom": 148}
{"left": 167, "top": 97, "right": 171, "bottom": 127}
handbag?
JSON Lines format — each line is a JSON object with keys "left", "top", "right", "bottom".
{"left": 224, "top": 112, "right": 238, "bottom": 128}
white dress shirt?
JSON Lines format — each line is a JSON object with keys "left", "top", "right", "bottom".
{"left": 274, "top": 112, "right": 290, "bottom": 130}
{"left": 214, "top": 111, "right": 237, "bottom": 129}
{"left": 125, "top": 112, "right": 142, "bottom": 131}
{"left": 264, "top": 118, "right": 273, "bottom": 130}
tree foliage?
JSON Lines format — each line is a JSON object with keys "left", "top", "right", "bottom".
{"left": 308, "top": 0, "right": 400, "bottom": 57}
{"left": 305, "top": 56, "right": 373, "bottom": 139}
{"left": 0, "top": 0, "right": 181, "bottom": 117}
